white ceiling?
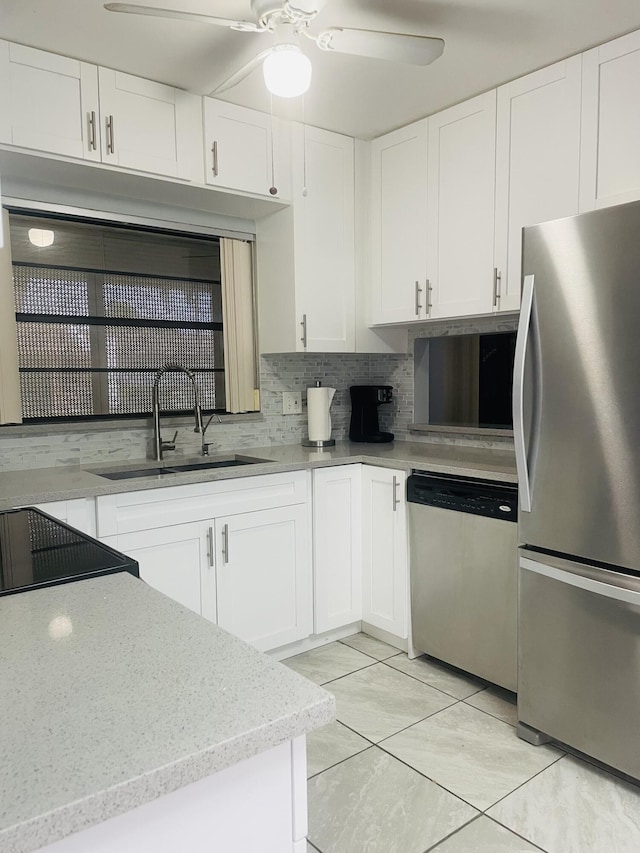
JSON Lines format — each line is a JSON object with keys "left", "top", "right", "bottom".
{"left": 2, "top": 0, "right": 640, "bottom": 139}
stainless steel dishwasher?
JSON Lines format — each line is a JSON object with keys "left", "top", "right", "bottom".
{"left": 408, "top": 472, "right": 518, "bottom": 691}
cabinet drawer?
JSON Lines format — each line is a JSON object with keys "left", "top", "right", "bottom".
{"left": 96, "top": 470, "right": 309, "bottom": 537}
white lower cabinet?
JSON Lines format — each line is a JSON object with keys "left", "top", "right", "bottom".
{"left": 101, "top": 521, "right": 214, "bottom": 618}
{"left": 215, "top": 505, "right": 311, "bottom": 652}
{"left": 33, "top": 497, "right": 96, "bottom": 537}
{"left": 312, "top": 465, "right": 362, "bottom": 633}
{"left": 361, "top": 466, "right": 408, "bottom": 639}
{"left": 95, "top": 472, "right": 311, "bottom": 653}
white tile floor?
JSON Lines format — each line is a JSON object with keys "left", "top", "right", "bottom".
{"left": 285, "top": 634, "right": 640, "bottom": 853}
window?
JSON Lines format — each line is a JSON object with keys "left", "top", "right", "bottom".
{"left": 9, "top": 212, "right": 228, "bottom": 421}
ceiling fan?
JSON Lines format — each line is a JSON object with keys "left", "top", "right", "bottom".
{"left": 104, "top": 0, "right": 445, "bottom": 98}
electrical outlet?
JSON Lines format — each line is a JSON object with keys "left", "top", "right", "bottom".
{"left": 282, "top": 391, "right": 302, "bottom": 415}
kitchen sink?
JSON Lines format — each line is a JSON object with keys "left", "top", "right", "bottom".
{"left": 168, "top": 459, "right": 262, "bottom": 473}
{"left": 97, "top": 457, "right": 271, "bottom": 481}
{"left": 99, "top": 467, "right": 176, "bottom": 480}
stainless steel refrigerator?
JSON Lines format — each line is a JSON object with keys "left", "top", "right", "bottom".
{"left": 514, "top": 200, "right": 640, "bottom": 780}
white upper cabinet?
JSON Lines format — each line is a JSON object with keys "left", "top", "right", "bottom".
{"left": 256, "top": 124, "right": 356, "bottom": 352}
{"left": 494, "top": 57, "right": 582, "bottom": 311}
{"left": 0, "top": 41, "right": 99, "bottom": 161}
{"left": 203, "top": 98, "right": 276, "bottom": 196}
{"left": 370, "top": 120, "right": 428, "bottom": 324}
{"left": 292, "top": 124, "right": 355, "bottom": 352}
{"left": 427, "top": 91, "right": 497, "bottom": 319}
{"left": 580, "top": 30, "right": 640, "bottom": 211}
{"left": 0, "top": 40, "right": 201, "bottom": 181}
{"left": 97, "top": 68, "right": 201, "bottom": 180}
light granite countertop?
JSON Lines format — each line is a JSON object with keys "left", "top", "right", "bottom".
{"left": 0, "top": 440, "right": 516, "bottom": 510}
{"left": 0, "top": 573, "right": 334, "bottom": 853}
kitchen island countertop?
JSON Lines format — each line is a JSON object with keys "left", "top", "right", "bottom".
{"left": 0, "top": 440, "right": 516, "bottom": 510}
{"left": 0, "top": 574, "right": 334, "bottom": 853}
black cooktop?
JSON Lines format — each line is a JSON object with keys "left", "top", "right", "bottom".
{"left": 0, "top": 508, "right": 139, "bottom": 596}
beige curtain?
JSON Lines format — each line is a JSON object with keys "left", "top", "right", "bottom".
{"left": 0, "top": 209, "right": 22, "bottom": 424}
{"left": 220, "top": 238, "right": 258, "bottom": 413}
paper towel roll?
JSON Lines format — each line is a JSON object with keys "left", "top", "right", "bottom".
{"left": 307, "top": 387, "right": 336, "bottom": 442}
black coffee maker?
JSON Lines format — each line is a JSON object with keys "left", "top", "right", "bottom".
{"left": 349, "top": 385, "right": 394, "bottom": 443}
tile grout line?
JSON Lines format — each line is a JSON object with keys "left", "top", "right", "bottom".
{"left": 421, "top": 813, "right": 485, "bottom": 853}
{"left": 378, "top": 656, "right": 487, "bottom": 702}
{"left": 483, "top": 749, "right": 567, "bottom": 815}
{"left": 307, "top": 743, "right": 377, "bottom": 781}
{"left": 483, "top": 813, "right": 552, "bottom": 853}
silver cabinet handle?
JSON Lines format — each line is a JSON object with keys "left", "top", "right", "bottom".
{"left": 513, "top": 274, "right": 535, "bottom": 512}
{"left": 493, "top": 267, "right": 502, "bottom": 308}
{"left": 206, "top": 526, "right": 214, "bottom": 567}
{"left": 222, "top": 523, "right": 229, "bottom": 564}
{"left": 425, "top": 279, "right": 432, "bottom": 316}
{"left": 392, "top": 475, "right": 399, "bottom": 512}
{"left": 300, "top": 314, "right": 308, "bottom": 349}
{"left": 88, "top": 111, "right": 97, "bottom": 151}
{"left": 414, "top": 281, "right": 422, "bottom": 316}
{"left": 212, "top": 140, "right": 219, "bottom": 177}
{"left": 106, "top": 115, "right": 115, "bottom": 154}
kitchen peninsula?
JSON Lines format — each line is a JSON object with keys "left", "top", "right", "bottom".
{"left": 0, "top": 573, "right": 334, "bottom": 853}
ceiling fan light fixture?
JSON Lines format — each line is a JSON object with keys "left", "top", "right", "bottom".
{"left": 263, "top": 44, "right": 312, "bottom": 97}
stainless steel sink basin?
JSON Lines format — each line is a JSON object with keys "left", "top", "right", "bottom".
{"left": 97, "top": 456, "right": 271, "bottom": 481}
{"left": 169, "top": 459, "right": 261, "bottom": 473}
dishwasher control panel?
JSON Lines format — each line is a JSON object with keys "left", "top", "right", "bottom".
{"left": 406, "top": 472, "right": 518, "bottom": 521}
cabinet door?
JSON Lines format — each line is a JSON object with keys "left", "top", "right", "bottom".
{"left": 293, "top": 125, "right": 355, "bottom": 352}
{"left": 215, "top": 505, "right": 312, "bottom": 651}
{"left": 0, "top": 41, "right": 99, "bottom": 161}
{"left": 108, "top": 522, "right": 215, "bottom": 618}
{"left": 580, "top": 30, "right": 640, "bottom": 211}
{"left": 361, "top": 467, "right": 408, "bottom": 639}
{"left": 203, "top": 98, "right": 273, "bottom": 195}
{"left": 494, "top": 58, "right": 582, "bottom": 312}
{"left": 313, "top": 465, "right": 362, "bottom": 633}
{"left": 97, "top": 68, "right": 198, "bottom": 179}
{"left": 427, "top": 92, "right": 497, "bottom": 319}
{"left": 370, "top": 120, "right": 428, "bottom": 324}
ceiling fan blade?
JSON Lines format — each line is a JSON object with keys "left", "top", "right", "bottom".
{"left": 209, "top": 48, "right": 274, "bottom": 96}
{"left": 316, "top": 27, "right": 444, "bottom": 66}
{"left": 103, "top": 3, "right": 263, "bottom": 32}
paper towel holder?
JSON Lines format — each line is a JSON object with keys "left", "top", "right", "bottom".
{"left": 302, "top": 380, "right": 336, "bottom": 448}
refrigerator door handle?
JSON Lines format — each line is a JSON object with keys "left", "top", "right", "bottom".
{"left": 513, "top": 274, "right": 535, "bottom": 512}
{"left": 521, "top": 557, "right": 640, "bottom": 606}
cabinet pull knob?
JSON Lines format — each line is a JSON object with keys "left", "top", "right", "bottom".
{"left": 222, "top": 523, "right": 230, "bottom": 564}
{"left": 392, "top": 475, "right": 399, "bottom": 512}
{"left": 207, "top": 526, "right": 214, "bottom": 567}
{"left": 415, "top": 281, "right": 422, "bottom": 316}
{"left": 88, "top": 111, "right": 97, "bottom": 151}
{"left": 106, "top": 115, "right": 115, "bottom": 154}
{"left": 300, "top": 314, "right": 308, "bottom": 349}
{"left": 212, "top": 140, "right": 219, "bottom": 177}
{"left": 493, "top": 268, "right": 502, "bottom": 308}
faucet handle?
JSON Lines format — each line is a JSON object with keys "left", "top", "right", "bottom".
{"left": 161, "top": 430, "right": 179, "bottom": 453}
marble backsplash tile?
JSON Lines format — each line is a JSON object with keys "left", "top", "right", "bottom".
{"left": 0, "top": 315, "right": 517, "bottom": 471}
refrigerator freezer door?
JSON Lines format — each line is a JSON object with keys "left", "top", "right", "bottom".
{"left": 519, "top": 550, "right": 640, "bottom": 779}
{"left": 518, "top": 200, "right": 640, "bottom": 569}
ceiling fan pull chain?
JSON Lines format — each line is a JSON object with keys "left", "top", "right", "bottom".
{"left": 269, "top": 93, "right": 278, "bottom": 195}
